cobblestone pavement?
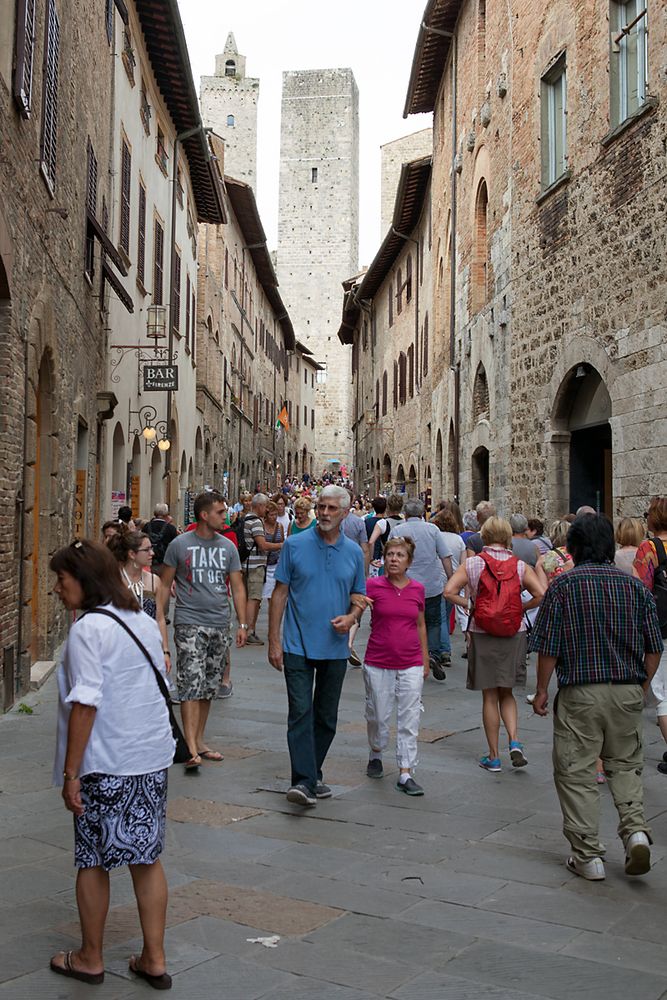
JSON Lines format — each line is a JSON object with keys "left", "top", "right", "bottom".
{"left": 2, "top": 612, "right": 667, "bottom": 999}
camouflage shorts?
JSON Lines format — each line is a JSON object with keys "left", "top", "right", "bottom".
{"left": 174, "top": 625, "right": 232, "bottom": 702}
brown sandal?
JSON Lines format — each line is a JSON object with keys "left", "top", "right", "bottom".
{"left": 184, "top": 755, "right": 201, "bottom": 771}
{"left": 50, "top": 950, "right": 104, "bottom": 985}
{"left": 129, "top": 956, "right": 172, "bottom": 990}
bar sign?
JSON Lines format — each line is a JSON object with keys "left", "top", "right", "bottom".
{"left": 143, "top": 364, "right": 178, "bottom": 391}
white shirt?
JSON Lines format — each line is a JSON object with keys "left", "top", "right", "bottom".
{"left": 53, "top": 605, "right": 174, "bottom": 782}
{"left": 439, "top": 531, "right": 466, "bottom": 572}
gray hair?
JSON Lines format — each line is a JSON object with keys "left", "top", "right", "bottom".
{"left": 319, "top": 485, "right": 351, "bottom": 510}
{"left": 153, "top": 503, "right": 168, "bottom": 516}
{"left": 403, "top": 498, "right": 425, "bottom": 519}
{"left": 576, "top": 505, "right": 596, "bottom": 516}
{"left": 475, "top": 500, "right": 496, "bottom": 522}
{"left": 510, "top": 513, "right": 528, "bottom": 534}
{"left": 462, "top": 509, "right": 479, "bottom": 531}
{"left": 252, "top": 493, "right": 269, "bottom": 508}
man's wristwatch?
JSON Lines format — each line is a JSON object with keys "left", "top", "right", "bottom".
{"left": 239, "top": 623, "right": 249, "bottom": 630}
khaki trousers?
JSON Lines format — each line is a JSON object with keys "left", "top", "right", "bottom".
{"left": 553, "top": 683, "right": 651, "bottom": 861}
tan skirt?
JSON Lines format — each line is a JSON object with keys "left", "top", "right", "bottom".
{"left": 466, "top": 631, "right": 528, "bottom": 691}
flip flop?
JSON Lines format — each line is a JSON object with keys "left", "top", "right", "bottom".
{"left": 129, "top": 956, "right": 172, "bottom": 990}
{"left": 184, "top": 755, "right": 201, "bottom": 771}
{"left": 50, "top": 950, "right": 104, "bottom": 985}
{"left": 198, "top": 749, "right": 224, "bottom": 761}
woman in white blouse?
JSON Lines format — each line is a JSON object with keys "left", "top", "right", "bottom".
{"left": 49, "top": 539, "right": 175, "bottom": 990}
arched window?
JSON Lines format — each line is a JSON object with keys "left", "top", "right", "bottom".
{"left": 407, "top": 345, "right": 415, "bottom": 397}
{"left": 393, "top": 360, "right": 398, "bottom": 408}
{"left": 473, "top": 179, "right": 489, "bottom": 312}
{"left": 225, "top": 60, "right": 236, "bottom": 77}
{"left": 406, "top": 255, "right": 413, "bottom": 302}
{"left": 381, "top": 371, "right": 388, "bottom": 416}
{"left": 398, "top": 352, "right": 407, "bottom": 405}
{"left": 473, "top": 362, "right": 490, "bottom": 421}
{"left": 226, "top": 114, "right": 235, "bottom": 127}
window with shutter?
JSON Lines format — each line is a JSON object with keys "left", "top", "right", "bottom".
{"left": 119, "top": 138, "right": 131, "bottom": 255}
{"left": 382, "top": 371, "right": 388, "bottom": 416}
{"left": 153, "top": 218, "right": 164, "bottom": 305}
{"left": 13, "top": 0, "right": 37, "bottom": 118}
{"left": 311, "top": 409, "right": 314, "bottom": 430}
{"left": 610, "top": 1, "right": 647, "bottom": 127}
{"left": 40, "top": 0, "right": 60, "bottom": 194}
{"left": 408, "top": 345, "right": 414, "bottom": 398}
{"left": 105, "top": 0, "right": 113, "bottom": 43}
{"left": 172, "top": 250, "right": 181, "bottom": 333}
{"left": 406, "top": 255, "right": 413, "bottom": 302}
{"left": 388, "top": 280, "right": 394, "bottom": 327}
{"left": 393, "top": 361, "right": 398, "bottom": 409}
{"left": 185, "top": 274, "right": 191, "bottom": 346}
{"left": 423, "top": 313, "right": 429, "bottom": 376}
{"left": 85, "top": 140, "right": 98, "bottom": 277}
{"left": 137, "top": 182, "right": 146, "bottom": 286}
{"left": 191, "top": 290, "right": 196, "bottom": 363}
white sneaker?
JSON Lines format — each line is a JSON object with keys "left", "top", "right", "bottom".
{"left": 566, "top": 856, "right": 605, "bottom": 880}
{"left": 625, "top": 832, "right": 651, "bottom": 876}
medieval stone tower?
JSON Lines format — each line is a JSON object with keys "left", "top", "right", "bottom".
{"left": 200, "top": 33, "right": 258, "bottom": 190}
{"left": 276, "top": 68, "right": 360, "bottom": 470}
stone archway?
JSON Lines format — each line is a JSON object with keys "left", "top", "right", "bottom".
{"left": 396, "top": 464, "right": 406, "bottom": 492}
{"left": 382, "top": 453, "right": 392, "bottom": 488}
{"left": 471, "top": 446, "right": 489, "bottom": 505}
{"left": 549, "top": 364, "right": 612, "bottom": 517}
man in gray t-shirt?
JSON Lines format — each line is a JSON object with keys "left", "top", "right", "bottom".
{"left": 161, "top": 492, "right": 247, "bottom": 768}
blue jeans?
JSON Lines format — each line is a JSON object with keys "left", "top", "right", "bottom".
{"left": 424, "top": 595, "right": 442, "bottom": 658}
{"left": 440, "top": 597, "right": 453, "bottom": 656}
{"left": 283, "top": 653, "right": 348, "bottom": 793}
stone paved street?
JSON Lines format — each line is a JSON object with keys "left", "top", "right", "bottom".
{"left": 2, "top": 615, "right": 667, "bottom": 999}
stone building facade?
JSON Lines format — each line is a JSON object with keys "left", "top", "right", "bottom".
{"left": 0, "top": 0, "right": 116, "bottom": 707}
{"left": 200, "top": 33, "right": 259, "bottom": 192}
{"left": 276, "top": 68, "right": 360, "bottom": 470}
{"left": 196, "top": 165, "right": 297, "bottom": 503}
{"left": 344, "top": 0, "right": 666, "bottom": 520}
{"left": 380, "top": 129, "right": 433, "bottom": 233}
{"left": 339, "top": 158, "right": 433, "bottom": 498}
{"left": 101, "top": 0, "right": 225, "bottom": 530}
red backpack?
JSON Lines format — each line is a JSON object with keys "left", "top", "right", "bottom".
{"left": 473, "top": 552, "right": 523, "bottom": 637}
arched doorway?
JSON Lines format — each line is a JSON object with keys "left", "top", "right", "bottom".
{"left": 111, "top": 422, "right": 126, "bottom": 498}
{"left": 408, "top": 464, "right": 417, "bottom": 491}
{"left": 150, "top": 445, "right": 163, "bottom": 511}
{"left": 130, "top": 435, "right": 142, "bottom": 518}
{"left": 435, "top": 430, "right": 443, "bottom": 500}
{"left": 382, "top": 454, "right": 392, "bottom": 488}
{"left": 447, "top": 423, "right": 456, "bottom": 498}
{"left": 194, "top": 428, "right": 203, "bottom": 486}
{"left": 551, "top": 365, "right": 612, "bottom": 516}
{"left": 471, "top": 446, "right": 489, "bottom": 505}
{"left": 396, "top": 464, "right": 406, "bottom": 493}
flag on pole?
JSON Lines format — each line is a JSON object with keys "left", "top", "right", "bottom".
{"left": 275, "top": 405, "right": 289, "bottom": 431}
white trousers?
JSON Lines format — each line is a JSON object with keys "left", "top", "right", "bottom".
{"left": 363, "top": 663, "right": 424, "bottom": 770}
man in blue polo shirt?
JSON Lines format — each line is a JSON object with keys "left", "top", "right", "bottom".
{"left": 269, "top": 485, "right": 366, "bottom": 807}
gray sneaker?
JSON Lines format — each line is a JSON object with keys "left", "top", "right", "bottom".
{"left": 397, "top": 777, "right": 424, "bottom": 796}
{"left": 216, "top": 682, "right": 233, "bottom": 699}
{"left": 366, "top": 758, "right": 383, "bottom": 779}
{"left": 315, "top": 781, "right": 332, "bottom": 799}
{"left": 286, "top": 784, "right": 317, "bottom": 807}
{"left": 430, "top": 654, "right": 446, "bottom": 681}
{"left": 246, "top": 632, "right": 264, "bottom": 646}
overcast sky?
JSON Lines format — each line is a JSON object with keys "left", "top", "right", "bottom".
{"left": 177, "top": 0, "right": 432, "bottom": 267}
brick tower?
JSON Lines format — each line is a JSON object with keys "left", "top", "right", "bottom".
{"left": 276, "top": 68, "right": 360, "bottom": 471}
{"left": 200, "top": 32, "right": 259, "bottom": 190}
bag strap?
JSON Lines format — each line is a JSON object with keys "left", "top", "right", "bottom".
{"left": 81, "top": 608, "right": 172, "bottom": 706}
{"left": 653, "top": 537, "right": 667, "bottom": 568}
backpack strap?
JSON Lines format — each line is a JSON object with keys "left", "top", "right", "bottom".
{"left": 653, "top": 537, "right": 667, "bottom": 567}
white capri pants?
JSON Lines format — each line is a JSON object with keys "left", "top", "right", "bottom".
{"left": 651, "top": 649, "right": 667, "bottom": 717}
{"left": 363, "top": 663, "right": 424, "bottom": 770}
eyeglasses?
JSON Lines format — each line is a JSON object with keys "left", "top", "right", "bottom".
{"left": 137, "top": 546, "right": 153, "bottom": 553}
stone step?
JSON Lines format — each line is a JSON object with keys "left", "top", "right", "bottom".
{"left": 30, "top": 660, "right": 56, "bottom": 690}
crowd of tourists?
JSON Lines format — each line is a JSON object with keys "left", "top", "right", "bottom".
{"left": 47, "top": 484, "right": 666, "bottom": 988}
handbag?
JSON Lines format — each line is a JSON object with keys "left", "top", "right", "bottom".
{"left": 84, "top": 608, "right": 190, "bottom": 764}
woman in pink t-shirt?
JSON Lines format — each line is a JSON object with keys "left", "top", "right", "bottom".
{"left": 361, "top": 537, "right": 430, "bottom": 796}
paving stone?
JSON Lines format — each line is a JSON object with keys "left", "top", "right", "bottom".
{"left": 447, "top": 842, "right": 570, "bottom": 888}
{"left": 168, "top": 915, "right": 280, "bottom": 956}
{"left": 560, "top": 929, "right": 667, "bottom": 978}
{"left": 399, "top": 899, "right": 579, "bottom": 950}
{"left": 345, "top": 802, "right": 505, "bottom": 840}
{"left": 261, "top": 842, "right": 376, "bottom": 876}
{"left": 0, "top": 967, "right": 135, "bottom": 999}
{"left": 479, "top": 880, "right": 634, "bottom": 932}
{"left": 261, "top": 979, "right": 378, "bottom": 1000}
{"left": 175, "top": 858, "right": 280, "bottom": 889}
{"left": 389, "top": 971, "right": 546, "bottom": 1000}
{"left": 0, "top": 897, "right": 78, "bottom": 938}
{"left": 105, "top": 933, "right": 220, "bottom": 980}
{"left": 340, "top": 858, "right": 507, "bottom": 904}
{"left": 305, "top": 912, "right": 474, "bottom": 965}
{"left": 167, "top": 953, "right": 296, "bottom": 999}
{"left": 339, "top": 721, "right": 452, "bottom": 743}
{"left": 0, "top": 836, "right": 70, "bottom": 870}
{"left": 0, "top": 928, "right": 79, "bottom": 984}
{"left": 267, "top": 870, "right": 421, "bottom": 918}
{"left": 167, "top": 796, "right": 264, "bottom": 827}
{"left": 0, "top": 861, "right": 74, "bottom": 902}
{"left": 440, "top": 939, "right": 667, "bottom": 1000}
{"left": 252, "top": 937, "right": 421, "bottom": 994}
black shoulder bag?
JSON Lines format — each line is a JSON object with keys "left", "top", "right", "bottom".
{"left": 83, "top": 608, "right": 190, "bottom": 764}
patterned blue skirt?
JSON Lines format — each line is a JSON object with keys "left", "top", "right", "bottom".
{"left": 74, "top": 770, "right": 168, "bottom": 871}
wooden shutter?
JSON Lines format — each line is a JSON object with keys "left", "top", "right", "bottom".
{"left": 85, "top": 141, "right": 97, "bottom": 275}
{"left": 153, "top": 219, "right": 164, "bottom": 304}
{"left": 137, "top": 183, "right": 146, "bottom": 284}
{"left": 172, "top": 251, "right": 181, "bottom": 332}
{"left": 13, "top": 0, "right": 37, "bottom": 118}
{"left": 40, "top": 0, "right": 60, "bottom": 192}
{"left": 119, "top": 139, "right": 131, "bottom": 254}
{"left": 191, "top": 289, "right": 196, "bottom": 363}
{"left": 185, "top": 274, "right": 191, "bottom": 346}
{"left": 393, "top": 361, "right": 398, "bottom": 408}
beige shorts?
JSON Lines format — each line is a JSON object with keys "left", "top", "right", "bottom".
{"left": 245, "top": 565, "right": 265, "bottom": 601}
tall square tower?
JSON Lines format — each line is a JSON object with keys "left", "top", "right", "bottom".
{"left": 276, "top": 68, "right": 360, "bottom": 469}
{"left": 200, "top": 33, "right": 259, "bottom": 191}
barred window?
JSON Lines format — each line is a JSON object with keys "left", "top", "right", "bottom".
{"left": 40, "top": 0, "right": 60, "bottom": 193}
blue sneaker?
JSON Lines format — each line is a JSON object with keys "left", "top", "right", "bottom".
{"left": 479, "top": 755, "right": 502, "bottom": 772}
{"left": 509, "top": 741, "right": 528, "bottom": 767}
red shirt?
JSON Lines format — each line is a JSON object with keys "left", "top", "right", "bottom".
{"left": 364, "top": 577, "right": 425, "bottom": 669}
{"left": 185, "top": 523, "right": 238, "bottom": 547}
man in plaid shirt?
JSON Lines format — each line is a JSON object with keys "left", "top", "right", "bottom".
{"left": 530, "top": 514, "right": 664, "bottom": 881}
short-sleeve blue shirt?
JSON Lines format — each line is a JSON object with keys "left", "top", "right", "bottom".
{"left": 275, "top": 526, "right": 366, "bottom": 659}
